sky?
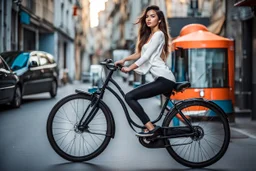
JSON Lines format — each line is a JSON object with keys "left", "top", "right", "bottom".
{"left": 90, "top": 0, "right": 108, "bottom": 27}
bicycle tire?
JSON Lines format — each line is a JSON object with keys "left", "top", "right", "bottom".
{"left": 162, "top": 99, "right": 230, "bottom": 168}
{"left": 46, "top": 93, "right": 113, "bottom": 162}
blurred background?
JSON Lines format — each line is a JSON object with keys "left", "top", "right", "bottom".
{"left": 0, "top": 0, "right": 256, "bottom": 118}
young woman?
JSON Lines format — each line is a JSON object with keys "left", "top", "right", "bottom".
{"left": 115, "top": 5, "right": 176, "bottom": 137}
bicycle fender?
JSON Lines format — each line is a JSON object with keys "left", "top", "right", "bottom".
{"left": 100, "top": 100, "right": 116, "bottom": 139}
{"left": 207, "top": 101, "right": 229, "bottom": 118}
{"left": 182, "top": 98, "right": 228, "bottom": 118}
{"left": 75, "top": 89, "right": 92, "bottom": 96}
{"left": 163, "top": 98, "right": 228, "bottom": 125}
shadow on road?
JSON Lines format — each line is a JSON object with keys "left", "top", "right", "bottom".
{"left": 0, "top": 105, "right": 17, "bottom": 112}
{"left": 46, "top": 161, "right": 231, "bottom": 171}
{"left": 131, "top": 168, "right": 229, "bottom": 171}
{"left": 22, "top": 97, "right": 53, "bottom": 104}
{"left": 46, "top": 162, "right": 111, "bottom": 171}
{"left": 0, "top": 98, "right": 54, "bottom": 113}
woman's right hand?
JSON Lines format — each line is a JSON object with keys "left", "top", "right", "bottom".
{"left": 114, "top": 59, "right": 125, "bottom": 66}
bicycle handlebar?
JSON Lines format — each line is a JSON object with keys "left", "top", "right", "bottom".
{"left": 100, "top": 59, "right": 123, "bottom": 71}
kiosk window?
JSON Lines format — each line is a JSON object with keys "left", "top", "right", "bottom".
{"left": 174, "top": 48, "right": 228, "bottom": 88}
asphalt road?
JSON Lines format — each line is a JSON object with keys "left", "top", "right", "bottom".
{"left": 0, "top": 78, "right": 256, "bottom": 171}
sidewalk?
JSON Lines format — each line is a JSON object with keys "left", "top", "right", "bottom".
{"left": 230, "top": 116, "right": 256, "bottom": 139}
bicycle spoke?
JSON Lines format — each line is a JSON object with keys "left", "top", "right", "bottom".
{"left": 55, "top": 115, "right": 74, "bottom": 125}
{"left": 48, "top": 95, "right": 112, "bottom": 161}
{"left": 59, "top": 131, "right": 72, "bottom": 147}
{"left": 70, "top": 99, "right": 79, "bottom": 123}
{"left": 53, "top": 121, "right": 73, "bottom": 124}
{"left": 203, "top": 138, "right": 218, "bottom": 154}
{"left": 164, "top": 101, "right": 229, "bottom": 166}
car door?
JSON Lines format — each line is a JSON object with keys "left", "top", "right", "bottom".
{"left": 22, "top": 53, "right": 42, "bottom": 95}
{"left": 0, "top": 57, "right": 17, "bottom": 103}
{"left": 38, "top": 52, "right": 53, "bottom": 92}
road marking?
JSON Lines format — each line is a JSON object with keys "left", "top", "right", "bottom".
{"left": 230, "top": 127, "right": 256, "bottom": 139}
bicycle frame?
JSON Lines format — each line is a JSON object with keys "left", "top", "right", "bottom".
{"left": 81, "top": 66, "right": 193, "bottom": 133}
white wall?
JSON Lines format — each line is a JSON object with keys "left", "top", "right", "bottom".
{"left": 54, "top": 0, "right": 76, "bottom": 80}
{"left": 54, "top": 0, "right": 75, "bottom": 39}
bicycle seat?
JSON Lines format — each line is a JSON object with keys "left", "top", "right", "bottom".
{"left": 174, "top": 81, "right": 191, "bottom": 92}
{"left": 163, "top": 81, "right": 191, "bottom": 97}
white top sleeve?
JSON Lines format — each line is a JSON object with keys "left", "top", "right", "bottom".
{"left": 135, "top": 31, "right": 164, "bottom": 67}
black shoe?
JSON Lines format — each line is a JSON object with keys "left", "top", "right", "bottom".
{"left": 136, "top": 126, "right": 161, "bottom": 137}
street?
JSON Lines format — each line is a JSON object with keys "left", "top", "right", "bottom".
{"left": 0, "top": 77, "right": 256, "bottom": 171}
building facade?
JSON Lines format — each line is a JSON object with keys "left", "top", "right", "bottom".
{"left": 0, "top": 0, "right": 19, "bottom": 52}
{"left": 75, "top": 0, "right": 91, "bottom": 79}
{"left": 0, "top": 0, "right": 88, "bottom": 83}
{"left": 54, "top": 0, "right": 76, "bottom": 82}
{"left": 226, "top": 0, "right": 256, "bottom": 119}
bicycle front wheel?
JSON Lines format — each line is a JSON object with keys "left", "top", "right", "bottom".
{"left": 47, "top": 94, "right": 113, "bottom": 162}
{"left": 163, "top": 100, "right": 230, "bottom": 168}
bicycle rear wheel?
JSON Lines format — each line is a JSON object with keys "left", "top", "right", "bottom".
{"left": 162, "top": 100, "right": 230, "bottom": 168}
{"left": 47, "top": 94, "right": 113, "bottom": 162}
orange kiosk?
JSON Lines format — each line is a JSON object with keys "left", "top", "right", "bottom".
{"left": 171, "top": 24, "right": 235, "bottom": 118}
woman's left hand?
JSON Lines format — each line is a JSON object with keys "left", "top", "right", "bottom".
{"left": 121, "top": 67, "right": 131, "bottom": 73}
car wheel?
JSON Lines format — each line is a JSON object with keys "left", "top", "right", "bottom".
{"left": 11, "top": 86, "right": 22, "bottom": 108}
{"left": 50, "top": 80, "right": 57, "bottom": 98}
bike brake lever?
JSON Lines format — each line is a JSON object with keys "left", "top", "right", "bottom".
{"left": 116, "top": 64, "right": 123, "bottom": 70}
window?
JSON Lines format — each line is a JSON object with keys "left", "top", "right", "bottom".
{"left": 38, "top": 53, "right": 51, "bottom": 66}
{"left": 29, "top": 54, "right": 40, "bottom": 67}
{"left": 45, "top": 53, "right": 55, "bottom": 64}
{"left": 174, "top": 48, "right": 228, "bottom": 88}
{"left": 8, "top": 53, "right": 30, "bottom": 71}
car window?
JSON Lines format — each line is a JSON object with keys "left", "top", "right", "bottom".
{"left": 10, "top": 53, "right": 30, "bottom": 71}
{"left": 29, "top": 55, "right": 40, "bottom": 67}
{"left": 46, "top": 53, "right": 55, "bottom": 64}
{"left": 0, "top": 51, "right": 20, "bottom": 66}
{"left": 0, "top": 57, "right": 5, "bottom": 69}
{"left": 1, "top": 52, "right": 29, "bottom": 71}
{"left": 39, "top": 53, "right": 51, "bottom": 66}
{"left": 0, "top": 57, "right": 10, "bottom": 71}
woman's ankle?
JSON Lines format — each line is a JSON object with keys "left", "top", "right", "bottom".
{"left": 145, "top": 122, "right": 155, "bottom": 131}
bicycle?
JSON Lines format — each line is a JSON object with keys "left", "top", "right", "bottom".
{"left": 46, "top": 59, "right": 230, "bottom": 168}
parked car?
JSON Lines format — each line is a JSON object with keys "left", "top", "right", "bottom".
{"left": 90, "top": 65, "right": 105, "bottom": 87}
{"left": 0, "top": 56, "right": 21, "bottom": 107}
{"left": 81, "top": 65, "right": 106, "bottom": 87}
{"left": 81, "top": 71, "right": 91, "bottom": 83}
{"left": 0, "top": 51, "right": 58, "bottom": 100}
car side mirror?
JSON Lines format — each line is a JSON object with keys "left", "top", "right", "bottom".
{"left": 29, "top": 61, "right": 38, "bottom": 68}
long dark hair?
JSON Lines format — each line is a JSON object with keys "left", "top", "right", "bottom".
{"left": 135, "top": 5, "right": 171, "bottom": 61}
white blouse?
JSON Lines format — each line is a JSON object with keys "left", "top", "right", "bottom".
{"left": 134, "top": 31, "right": 176, "bottom": 82}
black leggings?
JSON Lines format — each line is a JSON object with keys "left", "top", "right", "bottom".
{"left": 125, "top": 77, "right": 175, "bottom": 125}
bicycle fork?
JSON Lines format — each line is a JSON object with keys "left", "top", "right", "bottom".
{"left": 77, "top": 93, "right": 101, "bottom": 131}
